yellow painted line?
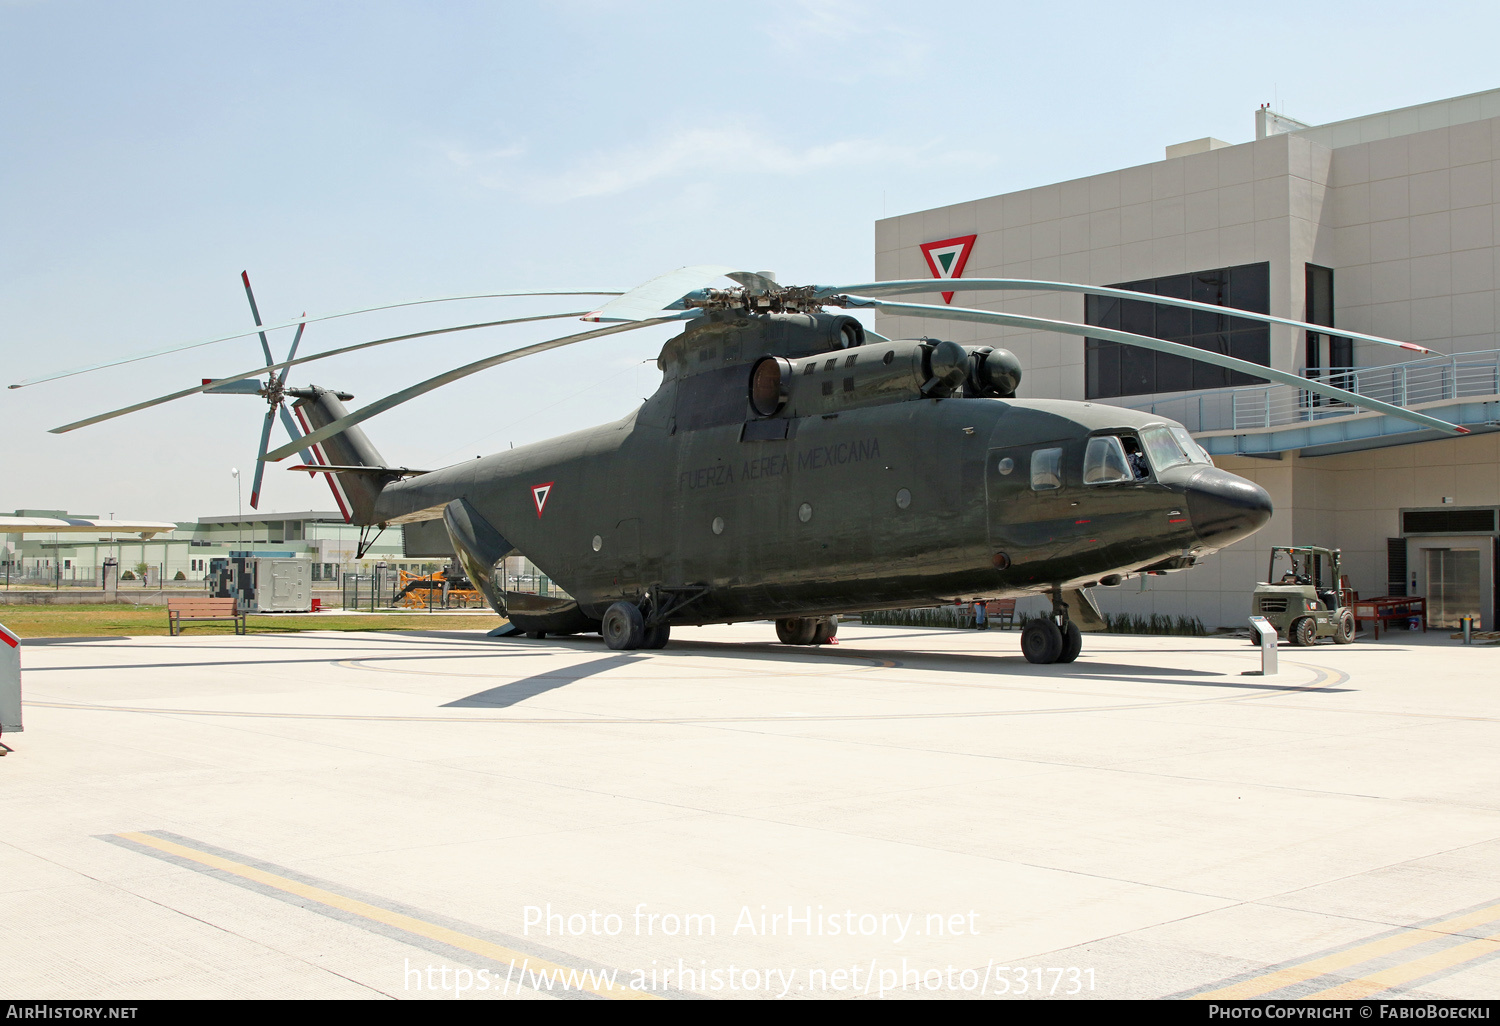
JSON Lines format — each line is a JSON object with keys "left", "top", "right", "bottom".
{"left": 1306, "top": 931, "right": 1500, "bottom": 999}
{"left": 1196, "top": 901, "right": 1500, "bottom": 999}
{"left": 116, "top": 832, "right": 655, "bottom": 1001}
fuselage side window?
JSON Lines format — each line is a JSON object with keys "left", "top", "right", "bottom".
{"left": 1030, "top": 447, "right": 1063, "bottom": 491}
{"left": 1083, "top": 436, "right": 1132, "bottom": 485}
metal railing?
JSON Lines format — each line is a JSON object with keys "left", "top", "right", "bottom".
{"left": 1126, "top": 348, "right": 1500, "bottom": 432}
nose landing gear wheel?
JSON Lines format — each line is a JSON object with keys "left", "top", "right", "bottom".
{"left": 602, "top": 601, "right": 645, "bottom": 650}
{"left": 1021, "top": 617, "right": 1064, "bottom": 664}
{"left": 811, "top": 618, "right": 838, "bottom": 645}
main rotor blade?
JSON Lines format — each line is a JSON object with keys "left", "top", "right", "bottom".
{"left": 49, "top": 310, "right": 591, "bottom": 434}
{"left": 262, "top": 314, "right": 694, "bottom": 462}
{"left": 248, "top": 408, "right": 276, "bottom": 510}
{"left": 842, "top": 296, "right": 1467, "bottom": 436}
{"left": 582, "top": 265, "right": 738, "bottom": 322}
{"left": 276, "top": 402, "right": 315, "bottom": 466}
{"left": 820, "top": 279, "right": 1433, "bottom": 355}
{"left": 11, "top": 290, "right": 626, "bottom": 390}
{"left": 241, "top": 271, "right": 276, "bottom": 368}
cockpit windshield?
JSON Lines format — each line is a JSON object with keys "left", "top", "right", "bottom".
{"left": 1140, "top": 425, "right": 1211, "bottom": 472}
{"left": 1169, "top": 425, "right": 1214, "bottom": 466}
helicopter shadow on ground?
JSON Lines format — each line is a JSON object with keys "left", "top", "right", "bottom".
{"left": 622, "top": 637, "right": 1351, "bottom": 694}
{"left": 476, "top": 633, "right": 1350, "bottom": 694}
{"left": 440, "top": 653, "right": 642, "bottom": 709}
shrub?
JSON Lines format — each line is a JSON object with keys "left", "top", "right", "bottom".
{"left": 861, "top": 607, "right": 975, "bottom": 629}
{"left": 120, "top": 570, "right": 135, "bottom": 580}
{"left": 1104, "top": 612, "right": 1206, "bottom": 636}
{"left": 173, "top": 570, "right": 187, "bottom": 580}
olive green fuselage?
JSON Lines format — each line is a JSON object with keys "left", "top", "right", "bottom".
{"left": 371, "top": 311, "right": 1268, "bottom": 628}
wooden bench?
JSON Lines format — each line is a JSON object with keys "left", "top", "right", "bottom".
{"left": 167, "top": 598, "right": 247, "bottom": 636}
{"left": 986, "top": 598, "right": 1017, "bottom": 630}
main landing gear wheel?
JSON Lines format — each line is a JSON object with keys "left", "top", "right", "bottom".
{"left": 602, "top": 601, "right": 645, "bottom": 650}
{"left": 1290, "top": 616, "right": 1317, "bottom": 647}
{"left": 811, "top": 618, "right": 838, "bottom": 645}
{"left": 775, "top": 618, "right": 818, "bottom": 645}
{"left": 1021, "top": 617, "right": 1063, "bottom": 664}
{"left": 1334, "top": 609, "right": 1356, "bottom": 644}
{"left": 1056, "top": 620, "right": 1082, "bottom": 663}
{"left": 640, "top": 623, "right": 670, "bottom": 649}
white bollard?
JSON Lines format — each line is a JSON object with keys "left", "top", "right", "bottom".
{"left": 0, "top": 620, "right": 21, "bottom": 745}
{"left": 1246, "top": 615, "right": 1278, "bottom": 676}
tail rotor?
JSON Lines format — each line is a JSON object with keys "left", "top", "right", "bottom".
{"left": 239, "top": 272, "right": 314, "bottom": 510}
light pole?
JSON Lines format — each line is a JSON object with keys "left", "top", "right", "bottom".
{"left": 231, "top": 468, "right": 242, "bottom": 552}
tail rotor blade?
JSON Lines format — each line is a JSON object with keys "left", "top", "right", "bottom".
{"left": 276, "top": 402, "right": 316, "bottom": 466}
{"left": 248, "top": 407, "right": 276, "bottom": 509}
{"left": 241, "top": 271, "right": 276, "bottom": 367}
{"left": 275, "top": 316, "right": 307, "bottom": 389}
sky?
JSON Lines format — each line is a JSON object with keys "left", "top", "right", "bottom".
{"left": 4, "top": 0, "right": 1500, "bottom": 521}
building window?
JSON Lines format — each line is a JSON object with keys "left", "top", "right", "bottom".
{"left": 1085, "top": 262, "right": 1271, "bottom": 399}
{"left": 1304, "top": 263, "right": 1351, "bottom": 399}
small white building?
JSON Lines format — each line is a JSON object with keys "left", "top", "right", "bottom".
{"left": 877, "top": 89, "right": 1500, "bottom": 629}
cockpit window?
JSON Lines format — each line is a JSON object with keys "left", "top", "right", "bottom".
{"left": 1030, "top": 447, "right": 1062, "bottom": 491}
{"left": 1083, "top": 436, "right": 1132, "bottom": 485}
{"left": 1140, "top": 425, "right": 1192, "bottom": 473}
{"left": 1169, "top": 425, "right": 1213, "bottom": 465}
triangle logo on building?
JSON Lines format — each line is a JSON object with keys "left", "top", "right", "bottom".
{"left": 919, "top": 234, "right": 978, "bottom": 304}
{"left": 531, "top": 482, "right": 554, "bottom": 518}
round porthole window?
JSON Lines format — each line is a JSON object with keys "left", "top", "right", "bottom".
{"left": 896, "top": 488, "right": 911, "bottom": 509}
{"left": 798, "top": 502, "right": 813, "bottom": 523}
{"left": 712, "top": 516, "right": 725, "bottom": 535}
{"left": 591, "top": 535, "right": 602, "bottom": 552}
{"left": 997, "top": 457, "right": 1015, "bottom": 475}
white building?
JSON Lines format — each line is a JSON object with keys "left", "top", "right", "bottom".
{"left": 877, "top": 89, "right": 1500, "bottom": 630}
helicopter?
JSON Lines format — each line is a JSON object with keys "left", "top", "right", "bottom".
{"left": 16, "top": 265, "right": 1466, "bottom": 664}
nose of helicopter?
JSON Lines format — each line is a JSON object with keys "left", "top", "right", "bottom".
{"left": 1185, "top": 468, "right": 1273, "bottom": 547}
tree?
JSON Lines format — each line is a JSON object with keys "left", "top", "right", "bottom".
{"left": 133, "top": 561, "right": 150, "bottom": 586}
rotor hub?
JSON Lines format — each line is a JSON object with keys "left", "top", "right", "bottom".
{"left": 681, "top": 285, "right": 828, "bottom": 315}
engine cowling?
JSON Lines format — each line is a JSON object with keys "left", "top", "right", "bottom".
{"left": 745, "top": 339, "right": 1023, "bottom": 419}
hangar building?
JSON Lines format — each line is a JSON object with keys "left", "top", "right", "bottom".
{"left": 876, "top": 88, "right": 1500, "bottom": 630}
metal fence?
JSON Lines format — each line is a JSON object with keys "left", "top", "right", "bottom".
{"left": 1126, "top": 348, "right": 1500, "bottom": 433}
{"left": 0, "top": 564, "right": 188, "bottom": 589}
{"left": 342, "top": 571, "right": 399, "bottom": 612}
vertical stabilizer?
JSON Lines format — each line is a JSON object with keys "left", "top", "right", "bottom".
{"left": 287, "top": 386, "right": 392, "bottom": 524}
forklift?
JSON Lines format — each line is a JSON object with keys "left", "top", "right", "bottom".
{"left": 1251, "top": 546, "right": 1357, "bottom": 645}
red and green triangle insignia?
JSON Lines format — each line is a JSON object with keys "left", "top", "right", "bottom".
{"left": 919, "top": 234, "right": 978, "bottom": 304}
{"left": 532, "top": 482, "right": 554, "bottom": 517}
